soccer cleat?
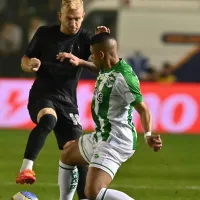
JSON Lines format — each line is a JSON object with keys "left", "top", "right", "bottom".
{"left": 16, "top": 169, "right": 36, "bottom": 184}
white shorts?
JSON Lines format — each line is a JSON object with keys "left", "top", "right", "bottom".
{"left": 78, "top": 133, "right": 135, "bottom": 179}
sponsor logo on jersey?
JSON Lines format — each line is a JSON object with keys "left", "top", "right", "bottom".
{"left": 94, "top": 154, "right": 100, "bottom": 158}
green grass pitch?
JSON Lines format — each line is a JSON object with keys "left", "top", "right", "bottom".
{"left": 0, "top": 129, "right": 199, "bottom": 200}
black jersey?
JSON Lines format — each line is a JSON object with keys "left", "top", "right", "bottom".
{"left": 25, "top": 25, "right": 93, "bottom": 111}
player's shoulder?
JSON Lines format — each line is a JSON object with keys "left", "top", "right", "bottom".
{"left": 116, "top": 59, "right": 133, "bottom": 74}
{"left": 115, "top": 59, "right": 139, "bottom": 82}
{"left": 79, "top": 28, "right": 94, "bottom": 41}
{"left": 36, "top": 24, "right": 59, "bottom": 33}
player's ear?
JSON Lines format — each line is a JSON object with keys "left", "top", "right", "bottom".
{"left": 99, "top": 51, "right": 104, "bottom": 59}
{"left": 58, "top": 12, "right": 62, "bottom": 21}
{"left": 82, "top": 12, "right": 85, "bottom": 19}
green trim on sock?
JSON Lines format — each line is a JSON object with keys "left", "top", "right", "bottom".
{"left": 101, "top": 189, "right": 107, "bottom": 200}
{"left": 59, "top": 165, "right": 74, "bottom": 170}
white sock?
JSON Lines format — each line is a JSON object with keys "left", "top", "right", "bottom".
{"left": 58, "top": 160, "right": 79, "bottom": 200}
{"left": 96, "top": 188, "right": 134, "bottom": 200}
{"left": 20, "top": 159, "right": 34, "bottom": 172}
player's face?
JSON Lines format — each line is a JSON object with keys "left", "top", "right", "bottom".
{"left": 90, "top": 46, "right": 104, "bottom": 69}
{"left": 59, "top": 6, "right": 85, "bottom": 35}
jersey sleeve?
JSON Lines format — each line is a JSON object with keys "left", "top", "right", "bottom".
{"left": 25, "top": 26, "right": 45, "bottom": 58}
{"left": 115, "top": 73, "right": 143, "bottom": 106}
{"left": 81, "top": 30, "right": 94, "bottom": 60}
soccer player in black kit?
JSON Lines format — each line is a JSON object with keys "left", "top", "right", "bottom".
{"left": 16, "top": 0, "right": 109, "bottom": 200}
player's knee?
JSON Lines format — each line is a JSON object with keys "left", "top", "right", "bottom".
{"left": 85, "top": 184, "right": 101, "bottom": 200}
{"left": 37, "top": 108, "right": 57, "bottom": 123}
{"left": 37, "top": 114, "right": 57, "bottom": 133}
{"left": 60, "top": 142, "right": 75, "bottom": 165}
{"left": 63, "top": 140, "right": 75, "bottom": 149}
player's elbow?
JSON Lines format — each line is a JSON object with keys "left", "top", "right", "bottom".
{"left": 141, "top": 105, "right": 150, "bottom": 116}
{"left": 134, "top": 102, "right": 150, "bottom": 116}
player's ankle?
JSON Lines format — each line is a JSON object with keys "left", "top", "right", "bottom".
{"left": 20, "top": 159, "right": 34, "bottom": 172}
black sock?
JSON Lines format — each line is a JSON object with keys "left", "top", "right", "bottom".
{"left": 76, "top": 165, "right": 88, "bottom": 199}
{"left": 24, "top": 114, "right": 57, "bottom": 160}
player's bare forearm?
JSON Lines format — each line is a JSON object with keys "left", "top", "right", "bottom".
{"left": 79, "top": 59, "right": 99, "bottom": 74}
{"left": 134, "top": 102, "right": 152, "bottom": 133}
{"left": 139, "top": 108, "right": 152, "bottom": 133}
{"left": 21, "top": 55, "right": 32, "bottom": 72}
{"left": 134, "top": 102, "right": 162, "bottom": 151}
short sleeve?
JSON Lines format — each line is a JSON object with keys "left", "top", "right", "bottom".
{"left": 115, "top": 73, "right": 143, "bottom": 106}
{"left": 25, "top": 26, "right": 45, "bottom": 58}
{"left": 81, "top": 30, "right": 94, "bottom": 60}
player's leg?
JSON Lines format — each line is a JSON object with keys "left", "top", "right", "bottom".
{"left": 54, "top": 111, "right": 88, "bottom": 200}
{"left": 16, "top": 99, "right": 57, "bottom": 184}
{"left": 59, "top": 133, "right": 105, "bottom": 200}
{"left": 59, "top": 139, "right": 88, "bottom": 200}
{"left": 85, "top": 167, "right": 134, "bottom": 200}
{"left": 61, "top": 134, "right": 135, "bottom": 200}
{"left": 85, "top": 142, "right": 135, "bottom": 200}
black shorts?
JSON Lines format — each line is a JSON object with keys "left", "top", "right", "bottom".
{"left": 28, "top": 98, "right": 82, "bottom": 150}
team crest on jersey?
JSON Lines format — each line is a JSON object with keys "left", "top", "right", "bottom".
{"left": 106, "top": 76, "right": 115, "bottom": 88}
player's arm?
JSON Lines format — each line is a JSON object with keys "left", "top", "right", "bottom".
{"left": 56, "top": 27, "right": 110, "bottom": 74}
{"left": 21, "top": 26, "right": 44, "bottom": 73}
{"left": 134, "top": 102, "right": 152, "bottom": 135}
{"left": 22, "top": 54, "right": 68, "bottom": 77}
{"left": 21, "top": 56, "right": 31, "bottom": 72}
{"left": 80, "top": 26, "right": 110, "bottom": 73}
{"left": 21, "top": 56, "right": 41, "bottom": 72}
{"left": 79, "top": 26, "right": 110, "bottom": 74}
{"left": 115, "top": 72, "right": 162, "bottom": 152}
{"left": 134, "top": 102, "right": 162, "bottom": 152}
{"left": 56, "top": 53, "right": 99, "bottom": 74}
{"left": 79, "top": 58, "right": 99, "bottom": 74}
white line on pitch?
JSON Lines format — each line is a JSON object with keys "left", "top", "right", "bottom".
{"left": 1, "top": 182, "right": 200, "bottom": 190}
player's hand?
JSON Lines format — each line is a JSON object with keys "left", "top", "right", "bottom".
{"left": 28, "top": 58, "right": 41, "bottom": 72}
{"left": 95, "top": 26, "right": 110, "bottom": 35}
{"left": 56, "top": 52, "right": 80, "bottom": 66}
{"left": 145, "top": 135, "right": 162, "bottom": 152}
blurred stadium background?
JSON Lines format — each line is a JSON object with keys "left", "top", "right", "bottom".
{"left": 0, "top": 0, "right": 200, "bottom": 199}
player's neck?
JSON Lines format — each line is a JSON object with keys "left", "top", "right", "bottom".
{"left": 103, "top": 56, "right": 120, "bottom": 71}
{"left": 60, "top": 25, "right": 78, "bottom": 35}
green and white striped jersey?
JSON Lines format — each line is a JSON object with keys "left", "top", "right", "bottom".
{"left": 92, "top": 59, "right": 143, "bottom": 150}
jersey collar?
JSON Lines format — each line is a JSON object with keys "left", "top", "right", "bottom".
{"left": 101, "top": 58, "right": 123, "bottom": 73}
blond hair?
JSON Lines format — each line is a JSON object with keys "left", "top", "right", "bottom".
{"left": 62, "top": 0, "right": 83, "bottom": 10}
